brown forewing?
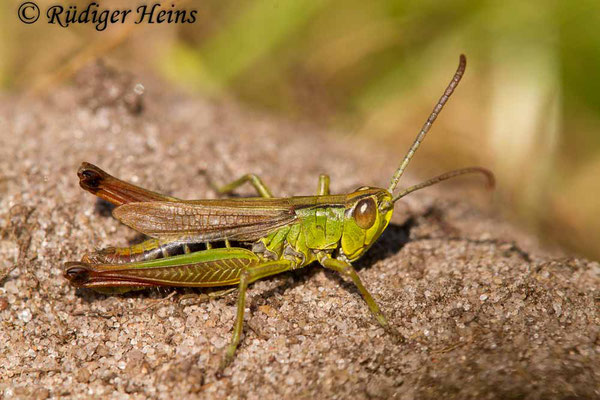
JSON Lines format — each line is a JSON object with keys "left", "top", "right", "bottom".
{"left": 112, "top": 199, "right": 298, "bottom": 242}
{"left": 78, "top": 162, "right": 179, "bottom": 206}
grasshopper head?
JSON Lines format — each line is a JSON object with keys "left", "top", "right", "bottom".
{"left": 340, "top": 188, "right": 394, "bottom": 261}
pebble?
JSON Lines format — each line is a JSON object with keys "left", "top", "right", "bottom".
{"left": 18, "top": 308, "right": 32, "bottom": 323}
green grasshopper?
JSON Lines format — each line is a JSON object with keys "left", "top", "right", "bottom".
{"left": 65, "top": 55, "right": 493, "bottom": 369}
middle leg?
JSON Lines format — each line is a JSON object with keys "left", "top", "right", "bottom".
{"left": 316, "top": 174, "right": 330, "bottom": 195}
{"left": 220, "top": 259, "right": 294, "bottom": 371}
{"left": 202, "top": 172, "right": 274, "bottom": 198}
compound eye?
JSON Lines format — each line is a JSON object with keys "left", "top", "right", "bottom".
{"left": 353, "top": 198, "right": 376, "bottom": 229}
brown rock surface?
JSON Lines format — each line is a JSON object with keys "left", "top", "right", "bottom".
{"left": 0, "top": 68, "right": 598, "bottom": 399}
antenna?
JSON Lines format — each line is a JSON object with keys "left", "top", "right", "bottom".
{"left": 387, "top": 54, "right": 467, "bottom": 195}
{"left": 392, "top": 167, "right": 494, "bottom": 202}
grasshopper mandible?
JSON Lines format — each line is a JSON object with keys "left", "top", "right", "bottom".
{"left": 65, "top": 55, "right": 493, "bottom": 369}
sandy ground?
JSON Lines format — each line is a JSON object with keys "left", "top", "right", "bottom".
{"left": 0, "top": 65, "right": 598, "bottom": 399}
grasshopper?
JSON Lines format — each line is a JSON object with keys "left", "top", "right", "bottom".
{"left": 65, "top": 55, "right": 493, "bottom": 369}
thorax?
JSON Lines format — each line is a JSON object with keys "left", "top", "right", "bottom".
{"left": 252, "top": 205, "right": 346, "bottom": 267}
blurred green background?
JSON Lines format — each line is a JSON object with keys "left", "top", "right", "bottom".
{"left": 3, "top": 0, "right": 599, "bottom": 260}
